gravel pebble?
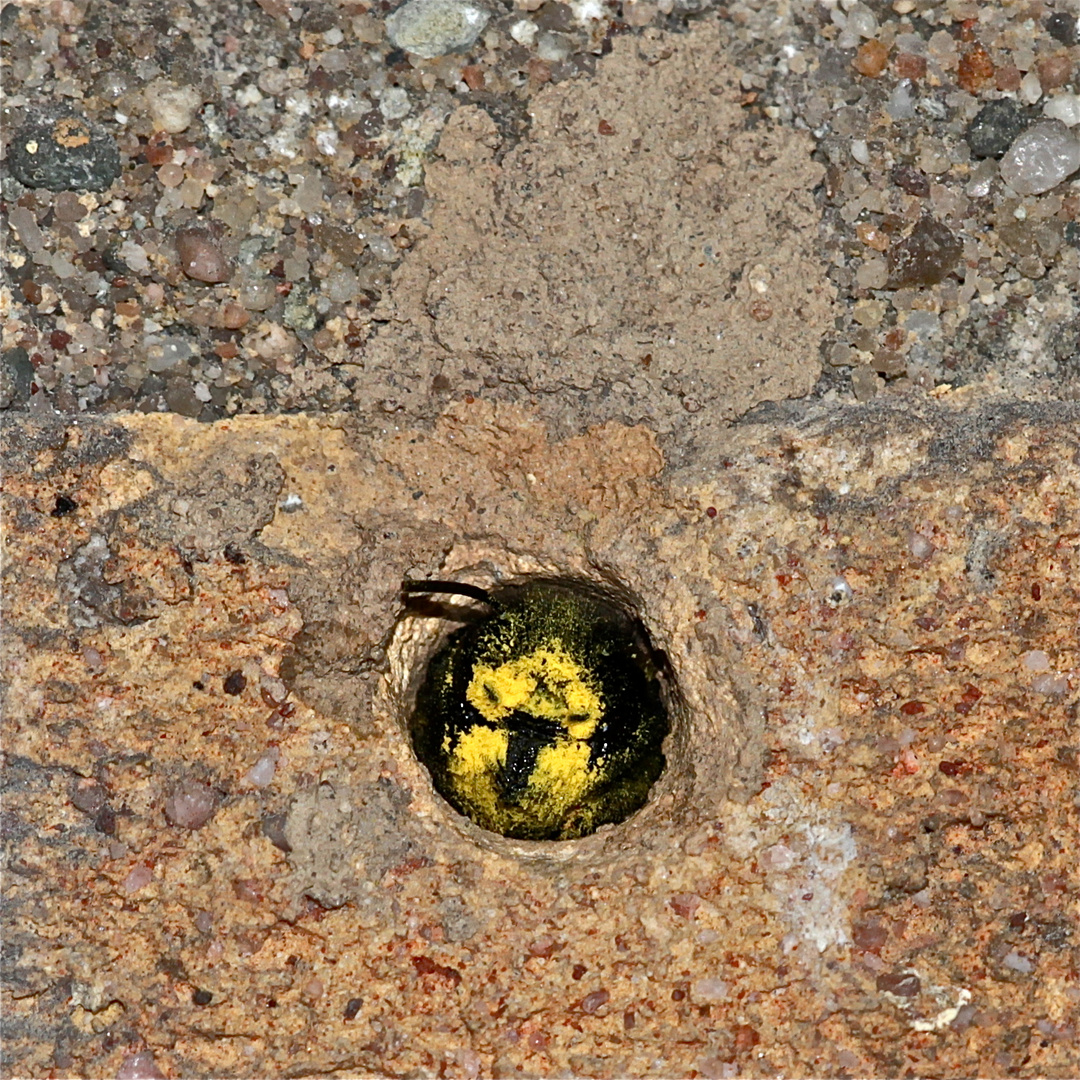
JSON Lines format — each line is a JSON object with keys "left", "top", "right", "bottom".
{"left": 7, "top": 110, "right": 121, "bottom": 192}
{"left": 122, "top": 863, "right": 154, "bottom": 893}
{"left": 244, "top": 747, "right": 280, "bottom": 788}
{"left": 0, "top": 348, "right": 35, "bottom": 408}
{"left": 146, "top": 337, "right": 194, "bottom": 373}
{"left": 145, "top": 79, "right": 204, "bottom": 135}
{"left": 164, "top": 780, "right": 218, "bottom": 829}
{"left": 692, "top": 977, "right": 730, "bottom": 1002}
{"left": 116, "top": 1051, "right": 166, "bottom": 1080}
{"left": 1031, "top": 672, "right": 1069, "bottom": 696}
{"left": 1002, "top": 949, "right": 1035, "bottom": 974}
{"left": 1047, "top": 12, "right": 1079, "bottom": 45}
{"left": 70, "top": 781, "right": 107, "bottom": 815}
{"left": 1022, "top": 650, "right": 1051, "bottom": 672}
{"left": 886, "top": 217, "right": 962, "bottom": 289}
{"left": 386, "top": 0, "right": 491, "bottom": 59}
{"left": 1043, "top": 93, "right": 1080, "bottom": 128}
{"left": 999, "top": 120, "right": 1080, "bottom": 195}
{"left": 7, "top": 205, "right": 45, "bottom": 252}
{"left": 175, "top": 230, "right": 232, "bottom": 284}
{"left": 965, "top": 99, "right": 1028, "bottom": 159}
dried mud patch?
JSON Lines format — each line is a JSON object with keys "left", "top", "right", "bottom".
{"left": 360, "top": 23, "right": 835, "bottom": 461}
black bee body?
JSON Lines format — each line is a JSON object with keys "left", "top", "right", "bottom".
{"left": 404, "top": 579, "right": 669, "bottom": 841}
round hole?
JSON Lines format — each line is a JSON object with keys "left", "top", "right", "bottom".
{"left": 401, "top": 576, "right": 673, "bottom": 841}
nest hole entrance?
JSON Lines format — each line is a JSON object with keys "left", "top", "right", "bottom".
{"left": 392, "top": 575, "right": 681, "bottom": 845}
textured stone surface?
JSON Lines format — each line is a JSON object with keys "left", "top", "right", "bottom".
{"left": 1, "top": 395, "right": 1079, "bottom": 1078}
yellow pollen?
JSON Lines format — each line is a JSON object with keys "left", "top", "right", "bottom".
{"left": 465, "top": 643, "right": 602, "bottom": 737}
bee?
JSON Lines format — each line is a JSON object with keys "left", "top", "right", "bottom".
{"left": 402, "top": 578, "right": 670, "bottom": 841}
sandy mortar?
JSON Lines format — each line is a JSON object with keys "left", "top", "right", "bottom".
{"left": 2, "top": 394, "right": 1078, "bottom": 1078}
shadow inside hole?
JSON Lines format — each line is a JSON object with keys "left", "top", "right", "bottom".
{"left": 397, "top": 575, "right": 681, "bottom": 844}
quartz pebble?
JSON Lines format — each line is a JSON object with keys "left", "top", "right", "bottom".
{"left": 164, "top": 780, "right": 218, "bottom": 828}
{"left": 245, "top": 747, "right": 280, "bottom": 788}
{"left": 385, "top": 0, "right": 491, "bottom": 59}
{"left": 123, "top": 863, "right": 153, "bottom": 893}
{"left": 146, "top": 337, "right": 194, "bottom": 373}
{"left": 692, "top": 977, "right": 730, "bottom": 1002}
{"left": 1043, "top": 93, "right": 1080, "bottom": 127}
{"left": 1031, "top": 672, "right": 1069, "bottom": 696}
{"left": 145, "top": 80, "right": 204, "bottom": 134}
{"left": 908, "top": 532, "right": 934, "bottom": 560}
{"left": 117, "top": 1051, "right": 166, "bottom": 1080}
{"left": 1022, "top": 650, "right": 1051, "bottom": 672}
{"left": 1000, "top": 120, "right": 1080, "bottom": 195}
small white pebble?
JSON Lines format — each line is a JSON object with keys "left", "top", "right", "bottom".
{"left": 367, "top": 235, "right": 398, "bottom": 263}
{"left": 123, "top": 863, "right": 153, "bottom": 893}
{"left": 1020, "top": 70, "right": 1044, "bottom": 105}
{"left": 509, "top": 18, "right": 537, "bottom": 46}
{"left": 761, "top": 843, "right": 796, "bottom": 871}
{"left": 117, "top": 239, "right": 151, "bottom": 275}
{"left": 845, "top": 4, "right": 878, "bottom": 39}
{"left": 1031, "top": 672, "right": 1069, "bottom": 696}
{"left": 537, "top": 29, "right": 571, "bottom": 62}
{"left": 887, "top": 80, "right": 916, "bottom": 121}
{"left": 692, "top": 977, "right": 731, "bottom": 1002}
{"left": 235, "top": 84, "right": 263, "bottom": 108}
{"left": 1000, "top": 120, "right": 1080, "bottom": 196}
{"left": 145, "top": 80, "right": 203, "bottom": 134}
{"left": 908, "top": 532, "right": 934, "bottom": 560}
{"left": 379, "top": 86, "right": 411, "bottom": 121}
{"left": 1022, "top": 650, "right": 1051, "bottom": 672}
{"left": 244, "top": 747, "right": 280, "bottom": 788}
{"left": 1043, "top": 93, "right": 1080, "bottom": 128}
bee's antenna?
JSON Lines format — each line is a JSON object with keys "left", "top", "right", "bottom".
{"left": 402, "top": 580, "right": 499, "bottom": 608}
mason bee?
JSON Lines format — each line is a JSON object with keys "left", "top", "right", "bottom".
{"left": 402, "top": 578, "right": 670, "bottom": 841}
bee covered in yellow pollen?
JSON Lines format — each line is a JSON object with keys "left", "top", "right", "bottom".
{"left": 404, "top": 579, "right": 670, "bottom": 841}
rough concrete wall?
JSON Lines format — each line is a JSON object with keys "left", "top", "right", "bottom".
{"left": 2, "top": 396, "right": 1078, "bottom": 1077}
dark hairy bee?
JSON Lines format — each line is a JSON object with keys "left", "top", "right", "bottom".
{"left": 403, "top": 578, "right": 670, "bottom": 841}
